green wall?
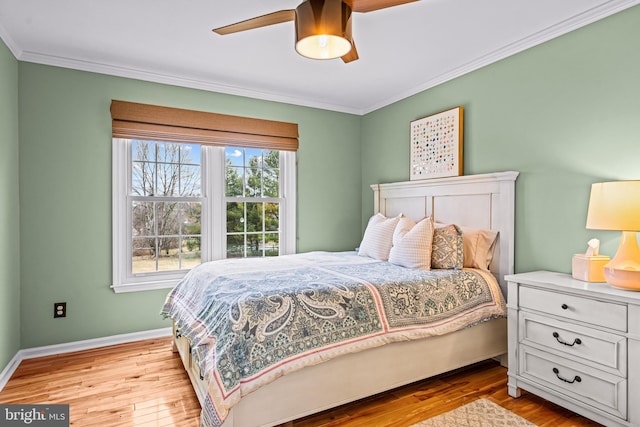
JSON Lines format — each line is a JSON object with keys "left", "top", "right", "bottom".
{"left": 0, "top": 39, "right": 20, "bottom": 369}
{"left": 362, "top": 5, "right": 640, "bottom": 274}
{"left": 18, "top": 64, "right": 361, "bottom": 348}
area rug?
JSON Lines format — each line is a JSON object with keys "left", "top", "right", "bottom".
{"left": 410, "top": 398, "right": 537, "bottom": 427}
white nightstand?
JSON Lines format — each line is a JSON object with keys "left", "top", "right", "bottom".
{"left": 506, "top": 271, "right": 640, "bottom": 427}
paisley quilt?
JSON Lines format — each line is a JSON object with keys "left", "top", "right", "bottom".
{"left": 160, "top": 251, "right": 506, "bottom": 427}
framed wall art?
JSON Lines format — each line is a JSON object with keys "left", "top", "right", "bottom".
{"left": 410, "top": 106, "right": 463, "bottom": 180}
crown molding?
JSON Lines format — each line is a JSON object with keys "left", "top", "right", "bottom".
{"left": 16, "top": 50, "right": 361, "bottom": 115}
{"left": 0, "top": 21, "right": 22, "bottom": 59}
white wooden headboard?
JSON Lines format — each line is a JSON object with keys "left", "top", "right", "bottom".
{"left": 371, "top": 171, "right": 519, "bottom": 295}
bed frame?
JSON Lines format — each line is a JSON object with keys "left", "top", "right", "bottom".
{"left": 173, "top": 171, "right": 519, "bottom": 427}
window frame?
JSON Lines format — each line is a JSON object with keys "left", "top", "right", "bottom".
{"left": 112, "top": 139, "right": 296, "bottom": 293}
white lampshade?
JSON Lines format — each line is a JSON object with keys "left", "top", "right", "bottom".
{"left": 586, "top": 181, "right": 640, "bottom": 231}
{"left": 586, "top": 181, "right": 640, "bottom": 290}
{"left": 296, "top": 35, "right": 352, "bottom": 60}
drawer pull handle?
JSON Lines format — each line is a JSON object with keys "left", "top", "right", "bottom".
{"left": 199, "top": 369, "right": 204, "bottom": 381}
{"left": 552, "top": 332, "right": 582, "bottom": 346}
{"left": 175, "top": 328, "right": 182, "bottom": 339}
{"left": 552, "top": 367, "right": 581, "bottom": 384}
{"left": 561, "top": 304, "right": 569, "bottom": 310}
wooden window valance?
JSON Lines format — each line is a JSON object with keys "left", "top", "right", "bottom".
{"left": 110, "top": 100, "right": 299, "bottom": 151}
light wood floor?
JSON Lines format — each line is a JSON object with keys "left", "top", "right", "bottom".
{"left": 0, "top": 337, "right": 601, "bottom": 426}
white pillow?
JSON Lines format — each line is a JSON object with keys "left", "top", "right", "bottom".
{"left": 358, "top": 213, "right": 401, "bottom": 261}
{"left": 388, "top": 216, "right": 434, "bottom": 269}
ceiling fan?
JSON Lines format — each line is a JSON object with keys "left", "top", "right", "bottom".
{"left": 212, "top": 0, "right": 418, "bottom": 63}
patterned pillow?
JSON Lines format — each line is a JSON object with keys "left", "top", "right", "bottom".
{"left": 431, "top": 224, "right": 464, "bottom": 269}
{"left": 358, "top": 213, "right": 401, "bottom": 261}
{"left": 388, "top": 216, "right": 434, "bottom": 269}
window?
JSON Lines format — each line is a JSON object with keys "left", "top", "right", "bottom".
{"left": 111, "top": 101, "right": 298, "bottom": 293}
{"left": 225, "top": 147, "right": 282, "bottom": 258}
{"left": 130, "top": 140, "right": 202, "bottom": 274}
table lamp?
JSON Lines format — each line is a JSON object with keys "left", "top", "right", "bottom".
{"left": 586, "top": 181, "right": 640, "bottom": 290}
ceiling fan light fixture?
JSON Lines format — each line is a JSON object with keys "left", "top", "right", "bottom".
{"left": 295, "top": 0, "right": 353, "bottom": 60}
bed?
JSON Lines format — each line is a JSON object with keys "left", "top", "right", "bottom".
{"left": 162, "top": 171, "right": 519, "bottom": 427}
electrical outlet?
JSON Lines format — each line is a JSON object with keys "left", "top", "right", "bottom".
{"left": 54, "top": 302, "right": 67, "bottom": 318}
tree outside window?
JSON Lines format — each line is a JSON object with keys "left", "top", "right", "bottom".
{"left": 225, "top": 148, "right": 281, "bottom": 258}
{"left": 130, "top": 140, "right": 202, "bottom": 273}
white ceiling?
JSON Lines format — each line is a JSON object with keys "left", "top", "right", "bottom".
{"left": 0, "top": 0, "right": 637, "bottom": 114}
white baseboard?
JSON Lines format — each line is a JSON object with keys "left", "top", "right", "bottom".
{"left": 0, "top": 327, "right": 172, "bottom": 392}
{"left": 0, "top": 352, "right": 23, "bottom": 392}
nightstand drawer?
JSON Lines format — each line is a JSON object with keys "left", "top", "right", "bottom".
{"left": 519, "top": 346, "right": 627, "bottom": 419}
{"left": 519, "top": 311, "right": 626, "bottom": 376}
{"left": 519, "top": 286, "right": 627, "bottom": 331}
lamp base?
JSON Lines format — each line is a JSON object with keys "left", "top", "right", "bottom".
{"left": 604, "top": 231, "right": 640, "bottom": 291}
{"left": 604, "top": 267, "right": 640, "bottom": 291}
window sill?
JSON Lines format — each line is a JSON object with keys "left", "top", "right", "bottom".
{"left": 111, "top": 278, "right": 181, "bottom": 293}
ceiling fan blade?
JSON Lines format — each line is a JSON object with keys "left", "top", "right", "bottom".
{"left": 341, "top": 40, "right": 359, "bottom": 63}
{"left": 213, "top": 9, "right": 295, "bottom": 35}
{"left": 346, "top": 0, "right": 418, "bottom": 13}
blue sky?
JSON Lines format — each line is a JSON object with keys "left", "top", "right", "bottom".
{"left": 131, "top": 140, "right": 266, "bottom": 168}
{"left": 226, "top": 147, "right": 263, "bottom": 167}
{"left": 132, "top": 140, "right": 201, "bottom": 165}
